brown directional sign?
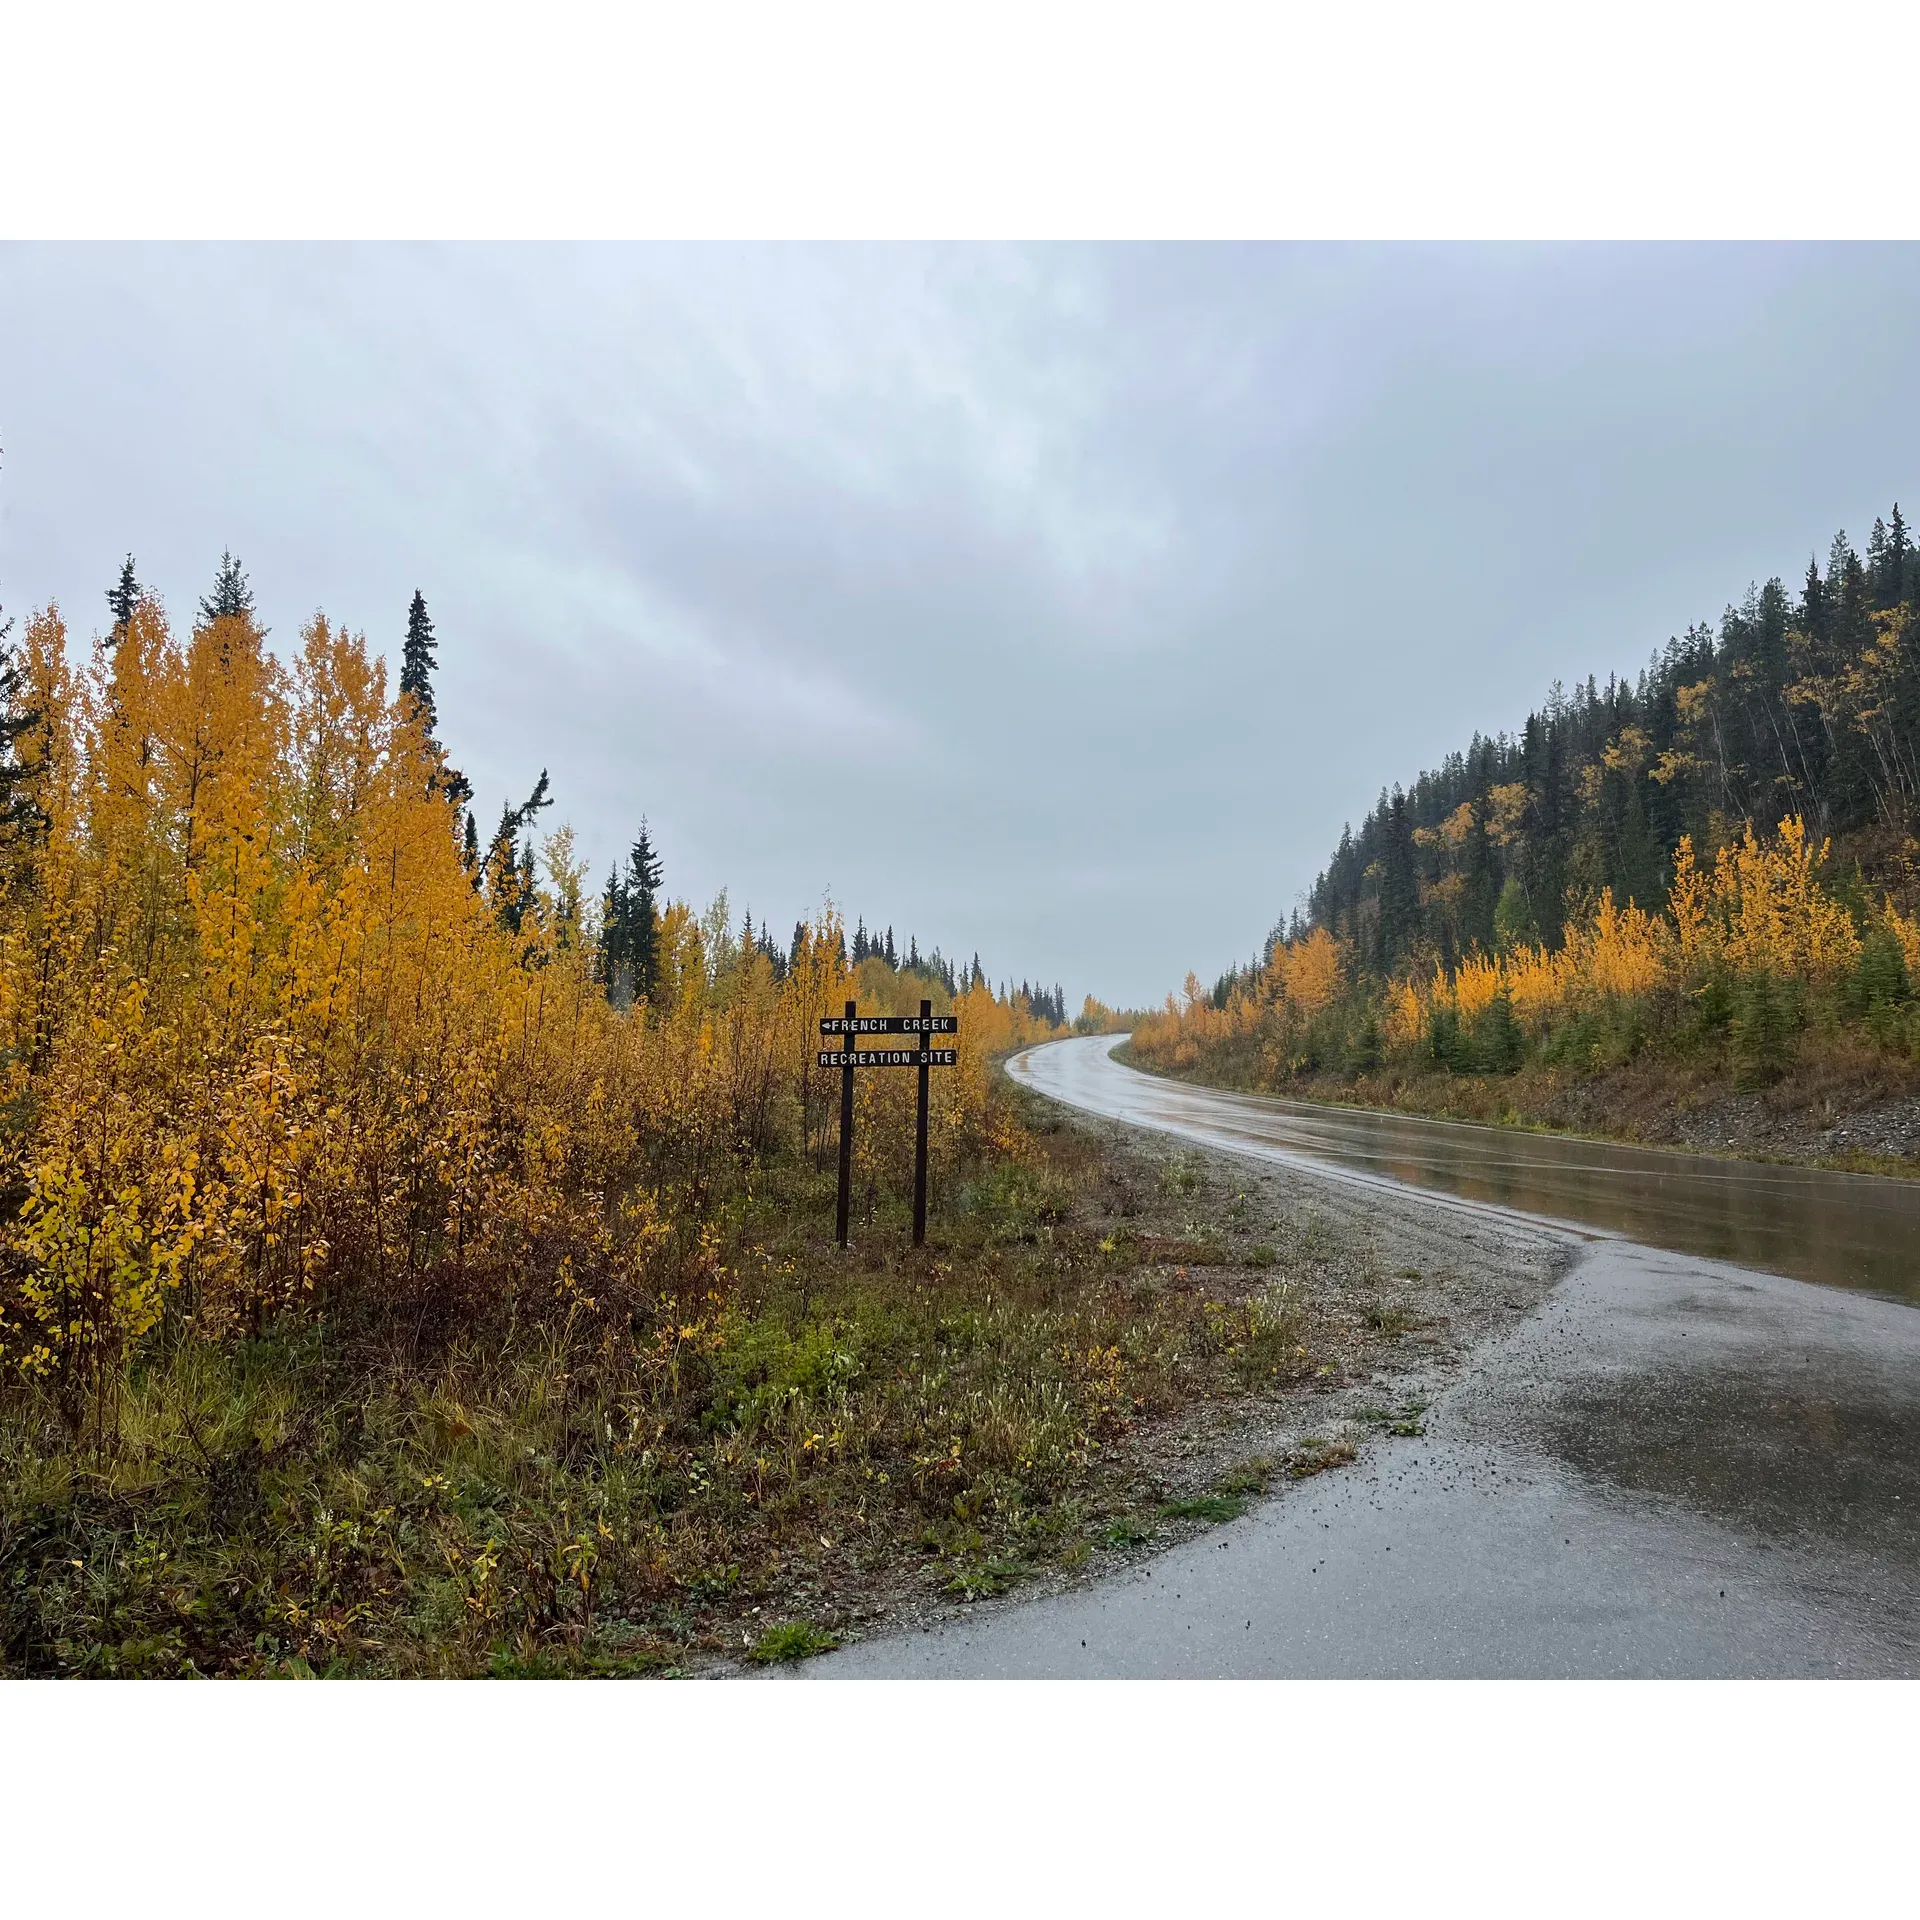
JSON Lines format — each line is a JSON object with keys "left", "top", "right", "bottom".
{"left": 818, "top": 1047, "right": 958, "bottom": 1068}
{"left": 820, "top": 1014, "right": 957, "bottom": 1035}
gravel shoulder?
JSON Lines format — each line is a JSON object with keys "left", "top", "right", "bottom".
{"left": 810, "top": 1057, "right": 1920, "bottom": 1679}
{"left": 762, "top": 1100, "right": 1573, "bottom": 1667}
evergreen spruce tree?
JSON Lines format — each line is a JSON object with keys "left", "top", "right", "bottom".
{"left": 398, "top": 589, "right": 470, "bottom": 809}
{"left": 1460, "top": 766, "right": 1498, "bottom": 949}
{"left": 1868, "top": 518, "right": 1893, "bottom": 606}
{"left": 1375, "top": 789, "right": 1419, "bottom": 971}
{"left": 521, "top": 770, "right": 552, "bottom": 828}
{"left": 498, "top": 839, "right": 539, "bottom": 935}
{"left": 0, "top": 591, "right": 43, "bottom": 846}
{"left": 1493, "top": 874, "right": 1533, "bottom": 951}
{"left": 600, "top": 867, "right": 630, "bottom": 1000}
{"left": 198, "top": 550, "right": 261, "bottom": 668}
{"left": 1731, "top": 971, "right": 1790, "bottom": 1090}
{"left": 626, "top": 821, "right": 664, "bottom": 1002}
{"left": 489, "top": 798, "right": 519, "bottom": 874}
{"left": 400, "top": 590, "right": 439, "bottom": 728}
{"left": 852, "top": 919, "right": 869, "bottom": 964}
{"left": 1800, "top": 556, "right": 1826, "bottom": 638}
{"left": 884, "top": 926, "right": 896, "bottom": 968}
{"left": 491, "top": 801, "right": 523, "bottom": 931}
{"left": 1617, "top": 780, "right": 1663, "bottom": 909}
{"left": 1426, "top": 1003, "right": 1468, "bottom": 1074}
{"left": 1894, "top": 503, "right": 1918, "bottom": 603}
{"left": 1347, "top": 1010, "right": 1383, "bottom": 1072}
{"left": 1854, "top": 925, "right": 1910, "bottom": 1022}
{"left": 105, "top": 555, "right": 140, "bottom": 648}
{"left": 484, "top": 772, "right": 552, "bottom": 930}
{"left": 1477, "top": 988, "right": 1522, "bottom": 1073}
{"left": 198, "top": 550, "right": 257, "bottom": 626}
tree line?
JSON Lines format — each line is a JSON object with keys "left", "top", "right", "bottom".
{"left": 1138, "top": 505, "right": 1920, "bottom": 1099}
{"left": 63, "top": 554, "right": 1068, "bottom": 1026}
{"left": 0, "top": 551, "right": 1072, "bottom": 1423}
{"left": 1289, "top": 506, "right": 1919, "bottom": 990}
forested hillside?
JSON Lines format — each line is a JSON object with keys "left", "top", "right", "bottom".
{"left": 1304, "top": 508, "right": 1918, "bottom": 977}
{"left": 1136, "top": 507, "right": 1920, "bottom": 1153}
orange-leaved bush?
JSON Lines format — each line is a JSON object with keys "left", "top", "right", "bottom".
{"left": 0, "top": 594, "right": 1056, "bottom": 1428}
{"left": 1131, "top": 815, "right": 1906, "bottom": 1085}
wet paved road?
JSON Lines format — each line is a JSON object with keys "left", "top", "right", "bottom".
{"left": 1015, "top": 1037, "right": 1920, "bottom": 1301}
{"left": 811, "top": 1039, "right": 1920, "bottom": 1678}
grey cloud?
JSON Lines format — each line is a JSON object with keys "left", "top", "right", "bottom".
{"left": 3, "top": 243, "right": 1919, "bottom": 1003}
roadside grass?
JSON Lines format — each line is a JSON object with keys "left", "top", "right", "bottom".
{"left": 490, "top": 1644, "right": 681, "bottom": 1679}
{"left": 1287, "top": 1436, "right": 1356, "bottom": 1475}
{"left": 1159, "top": 1493, "right": 1246, "bottom": 1523}
{"left": 1355, "top": 1400, "right": 1430, "bottom": 1438}
{"left": 1156, "top": 1456, "right": 1285, "bottom": 1527}
{"left": 1159, "top": 1153, "right": 1202, "bottom": 1198}
{"left": 1362, "top": 1299, "right": 1421, "bottom": 1336}
{"left": 1218, "top": 1457, "right": 1277, "bottom": 1497}
{"left": 946, "top": 1556, "right": 1027, "bottom": 1600}
{"left": 0, "top": 1083, "right": 1361, "bottom": 1678}
{"left": 746, "top": 1621, "right": 840, "bottom": 1664}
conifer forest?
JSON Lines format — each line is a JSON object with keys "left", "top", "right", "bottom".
{"left": 1133, "top": 508, "right": 1920, "bottom": 1139}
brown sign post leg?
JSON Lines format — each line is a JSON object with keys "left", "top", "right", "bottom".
{"left": 913, "top": 997, "right": 931, "bottom": 1247}
{"left": 836, "top": 997, "right": 856, "bottom": 1247}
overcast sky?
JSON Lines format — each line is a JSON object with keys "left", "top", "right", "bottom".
{"left": 3, "top": 244, "right": 1918, "bottom": 1005}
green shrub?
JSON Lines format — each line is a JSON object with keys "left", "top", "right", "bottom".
{"left": 1472, "top": 989, "right": 1523, "bottom": 1073}
{"left": 1731, "top": 971, "right": 1793, "bottom": 1089}
{"left": 747, "top": 1621, "right": 840, "bottom": 1664}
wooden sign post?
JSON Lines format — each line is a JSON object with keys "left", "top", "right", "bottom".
{"left": 819, "top": 998, "right": 958, "bottom": 1248}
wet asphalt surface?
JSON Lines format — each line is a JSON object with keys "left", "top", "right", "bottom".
{"left": 809, "top": 1040, "right": 1920, "bottom": 1678}
{"left": 1013, "top": 1038, "right": 1920, "bottom": 1300}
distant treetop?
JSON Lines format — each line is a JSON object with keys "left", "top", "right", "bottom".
{"left": 198, "top": 551, "right": 256, "bottom": 626}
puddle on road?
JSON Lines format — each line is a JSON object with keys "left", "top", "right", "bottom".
{"left": 1528, "top": 1368, "right": 1920, "bottom": 1570}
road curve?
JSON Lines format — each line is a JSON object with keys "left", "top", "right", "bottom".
{"left": 1011, "top": 1037, "right": 1920, "bottom": 1301}
{"left": 810, "top": 1038, "right": 1920, "bottom": 1677}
